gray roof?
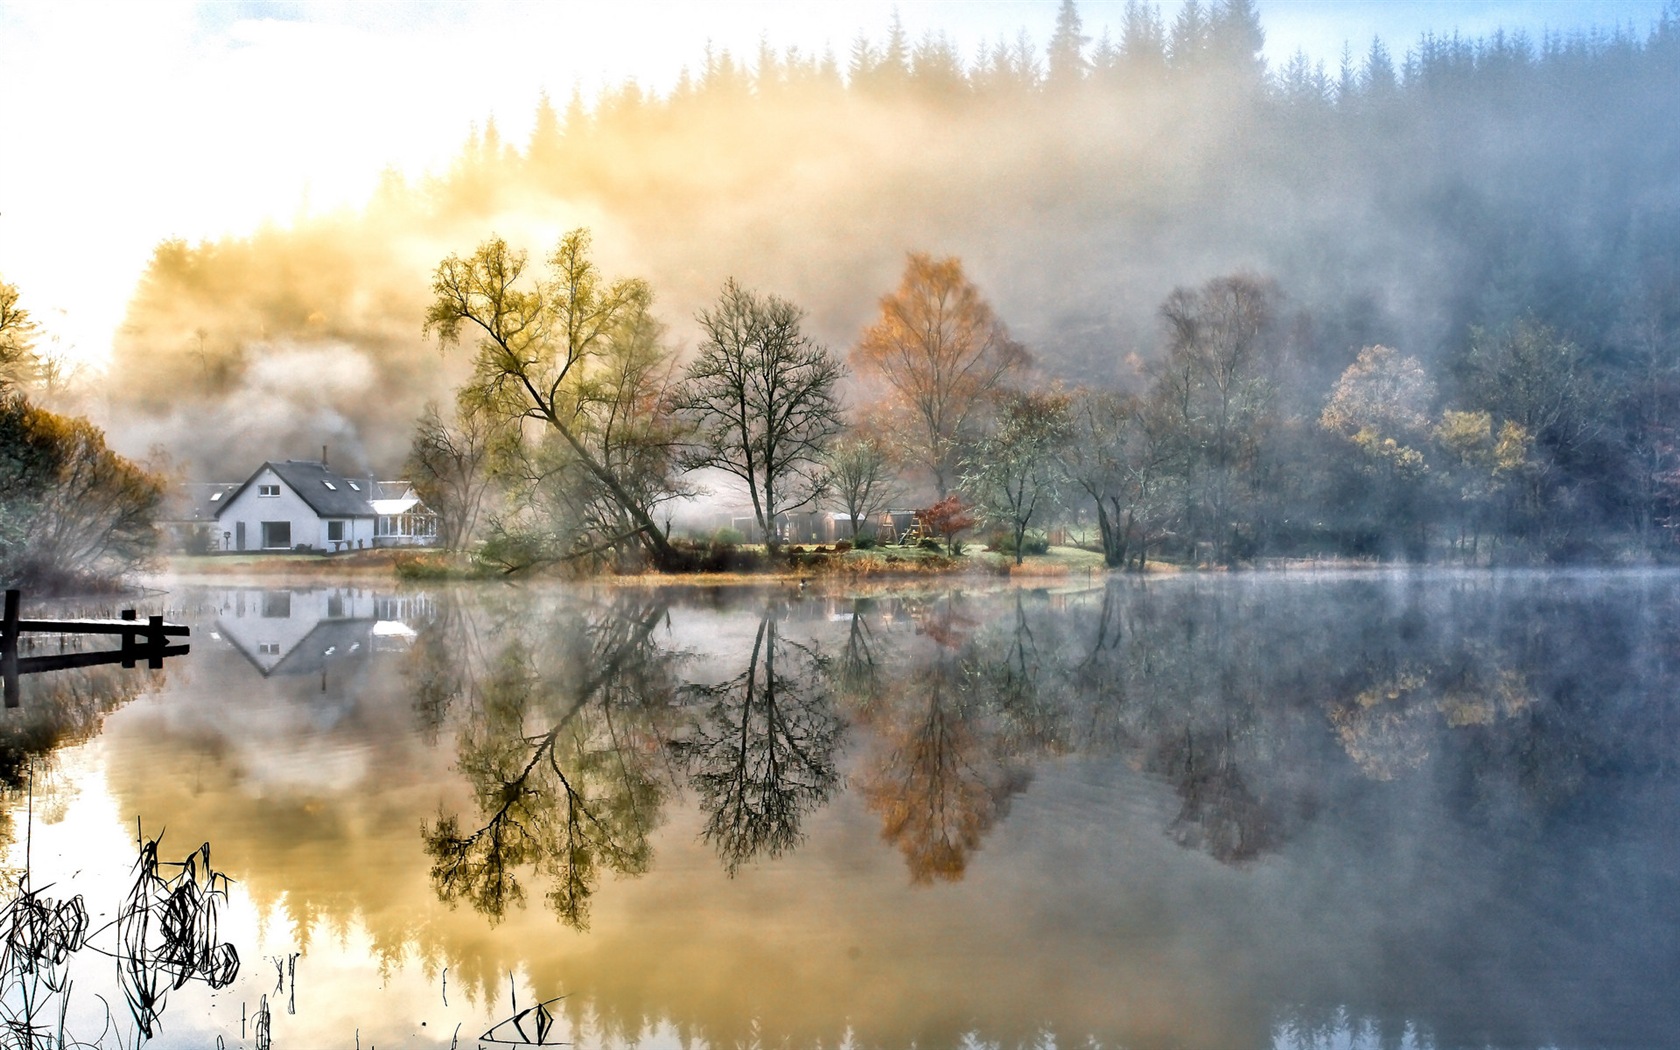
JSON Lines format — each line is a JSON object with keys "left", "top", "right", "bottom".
{"left": 218, "top": 460, "right": 379, "bottom": 519}
{"left": 163, "top": 482, "right": 241, "bottom": 523}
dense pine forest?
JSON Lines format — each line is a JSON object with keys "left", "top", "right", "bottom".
{"left": 84, "top": 0, "right": 1680, "bottom": 566}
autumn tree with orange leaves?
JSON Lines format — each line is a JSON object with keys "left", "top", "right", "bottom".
{"left": 851, "top": 254, "right": 1030, "bottom": 498}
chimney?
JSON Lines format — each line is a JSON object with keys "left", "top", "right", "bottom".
{"left": 322, "top": 445, "right": 329, "bottom": 469}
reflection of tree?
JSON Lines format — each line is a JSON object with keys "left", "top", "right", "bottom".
{"left": 980, "top": 593, "right": 1068, "bottom": 756}
{"left": 858, "top": 658, "right": 1029, "bottom": 883}
{"left": 1149, "top": 727, "right": 1279, "bottom": 865}
{"left": 671, "top": 614, "right": 842, "bottom": 875}
{"left": 0, "top": 663, "right": 151, "bottom": 865}
{"left": 834, "top": 601, "right": 883, "bottom": 706}
{"left": 423, "top": 599, "right": 676, "bottom": 929}
{"left": 405, "top": 589, "right": 506, "bottom": 744}
{"left": 1329, "top": 652, "right": 1536, "bottom": 782}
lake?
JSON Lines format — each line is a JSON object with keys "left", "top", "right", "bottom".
{"left": 3, "top": 570, "right": 1677, "bottom": 1049}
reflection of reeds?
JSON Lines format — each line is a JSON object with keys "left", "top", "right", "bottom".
{"left": 0, "top": 831, "right": 241, "bottom": 1048}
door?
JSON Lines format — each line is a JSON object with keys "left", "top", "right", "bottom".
{"left": 236, "top": 522, "right": 245, "bottom": 552}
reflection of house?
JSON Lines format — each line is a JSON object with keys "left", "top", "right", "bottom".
{"left": 213, "top": 586, "right": 432, "bottom": 677}
{"left": 213, "top": 459, "right": 437, "bottom": 552}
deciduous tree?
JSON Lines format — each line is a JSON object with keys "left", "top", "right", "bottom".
{"left": 679, "top": 279, "right": 845, "bottom": 554}
{"left": 1320, "top": 345, "right": 1437, "bottom": 556}
{"left": 962, "top": 389, "right": 1073, "bottom": 565}
{"left": 426, "top": 229, "right": 682, "bottom": 567}
{"left": 0, "top": 280, "right": 39, "bottom": 393}
{"left": 405, "top": 398, "right": 502, "bottom": 551}
{"left": 826, "top": 431, "right": 902, "bottom": 541}
{"left": 919, "top": 494, "right": 976, "bottom": 556}
{"left": 852, "top": 254, "right": 1030, "bottom": 498}
{"left": 1063, "top": 387, "right": 1175, "bottom": 569}
{"left": 1156, "top": 273, "right": 1281, "bottom": 564}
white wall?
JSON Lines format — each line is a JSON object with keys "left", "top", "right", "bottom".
{"left": 215, "top": 467, "right": 376, "bottom": 552}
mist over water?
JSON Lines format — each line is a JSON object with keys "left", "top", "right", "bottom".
{"left": 4, "top": 572, "right": 1678, "bottom": 1047}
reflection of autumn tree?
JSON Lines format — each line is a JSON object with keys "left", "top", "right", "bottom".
{"left": 670, "top": 614, "right": 842, "bottom": 875}
{"left": 423, "top": 598, "right": 677, "bottom": 929}
{"left": 858, "top": 656, "right": 1029, "bottom": 884}
{"left": 1329, "top": 649, "right": 1536, "bottom": 782}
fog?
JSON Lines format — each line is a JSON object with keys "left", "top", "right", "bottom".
{"left": 95, "top": 3, "right": 1680, "bottom": 483}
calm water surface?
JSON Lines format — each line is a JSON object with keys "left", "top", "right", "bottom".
{"left": 3, "top": 571, "right": 1678, "bottom": 1049}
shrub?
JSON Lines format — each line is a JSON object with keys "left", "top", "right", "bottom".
{"left": 833, "top": 540, "right": 852, "bottom": 552}
{"left": 1, "top": 393, "right": 163, "bottom": 589}
{"left": 711, "top": 526, "right": 746, "bottom": 546}
{"left": 987, "top": 528, "right": 1050, "bottom": 556}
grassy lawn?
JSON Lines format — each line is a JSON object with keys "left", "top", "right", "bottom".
{"left": 160, "top": 550, "right": 408, "bottom": 577}
{"left": 156, "top": 543, "right": 1119, "bottom": 585}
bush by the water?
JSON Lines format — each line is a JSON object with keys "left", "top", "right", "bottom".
{"left": 988, "top": 529, "right": 1050, "bottom": 556}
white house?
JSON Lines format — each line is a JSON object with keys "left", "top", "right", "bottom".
{"left": 215, "top": 460, "right": 437, "bottom": 552}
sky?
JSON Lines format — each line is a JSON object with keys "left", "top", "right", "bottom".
{"left": 0, "top": 0, "right": 1668, "bottom": 370}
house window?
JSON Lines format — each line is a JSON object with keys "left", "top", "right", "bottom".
{"left": 327, "top": 520, "right": 345, "bottom": 542}
{"left": 261, "top": 521, "right": 291, "bottom": 549}
{"left": 258, "top": 484, "right": 280, "bottom": 497}
{"left": 258, "top": 643, "right": 280, "bottom": 655}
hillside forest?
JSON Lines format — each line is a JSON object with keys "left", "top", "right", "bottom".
{"left": 10, "top": 0, "right": 1680, "bottom": 580}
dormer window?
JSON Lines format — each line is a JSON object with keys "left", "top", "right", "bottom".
{"left": 322, "top": 480, "right": 337, "bottom": 490}
{"left": 258, "top": 484, "right": 280, "bottom": 497}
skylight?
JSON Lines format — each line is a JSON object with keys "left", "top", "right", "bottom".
{"left": 323, "top": 480, "right": 337, "bottom": 490}
{"left": 210, "top": 492, "right": 222, "bottom": 501}
{"left": 348, "top": 481, "right": 360, "bottom": 491}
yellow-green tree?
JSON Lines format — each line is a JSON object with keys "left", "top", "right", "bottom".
{"left": 1320, "top": 345, "right": 1437, "bottom": 556}
{"left": 0, "top": 280, "right": 39, "bottom": 392}
{"left": 1434, "top": 409, "right": 1535, "bottom": 562}
{"left": 426, "top": 229, "right": 684, "bottom": 567}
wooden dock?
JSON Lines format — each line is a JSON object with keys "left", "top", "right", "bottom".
{"left": 2, "top": 589, "right": 191, "bottom": 708}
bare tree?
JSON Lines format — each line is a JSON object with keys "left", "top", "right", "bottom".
{"left": 1156, "top": 273, "right": 1281, "bottom": 564}
{"left": 826, "top": 431, "right": 902, "bottom": 541}
{"left": 406, "top": 398, "right": 501, "bottom": 550}
{"left": 851, "top": 253, "right": 1030, "bottom": 497}
{"left": 679, "top": 279, "right": 846, "bottom": 554}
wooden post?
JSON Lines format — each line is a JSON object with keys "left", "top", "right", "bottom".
{"left": 120, "top": 608, "right": 137, "bottom": 669}
{"left": 3, "top": 589, "right": 18, "bottom": 709}
{"left": 147, "top": 614, "right": 165, "bottom": 670}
